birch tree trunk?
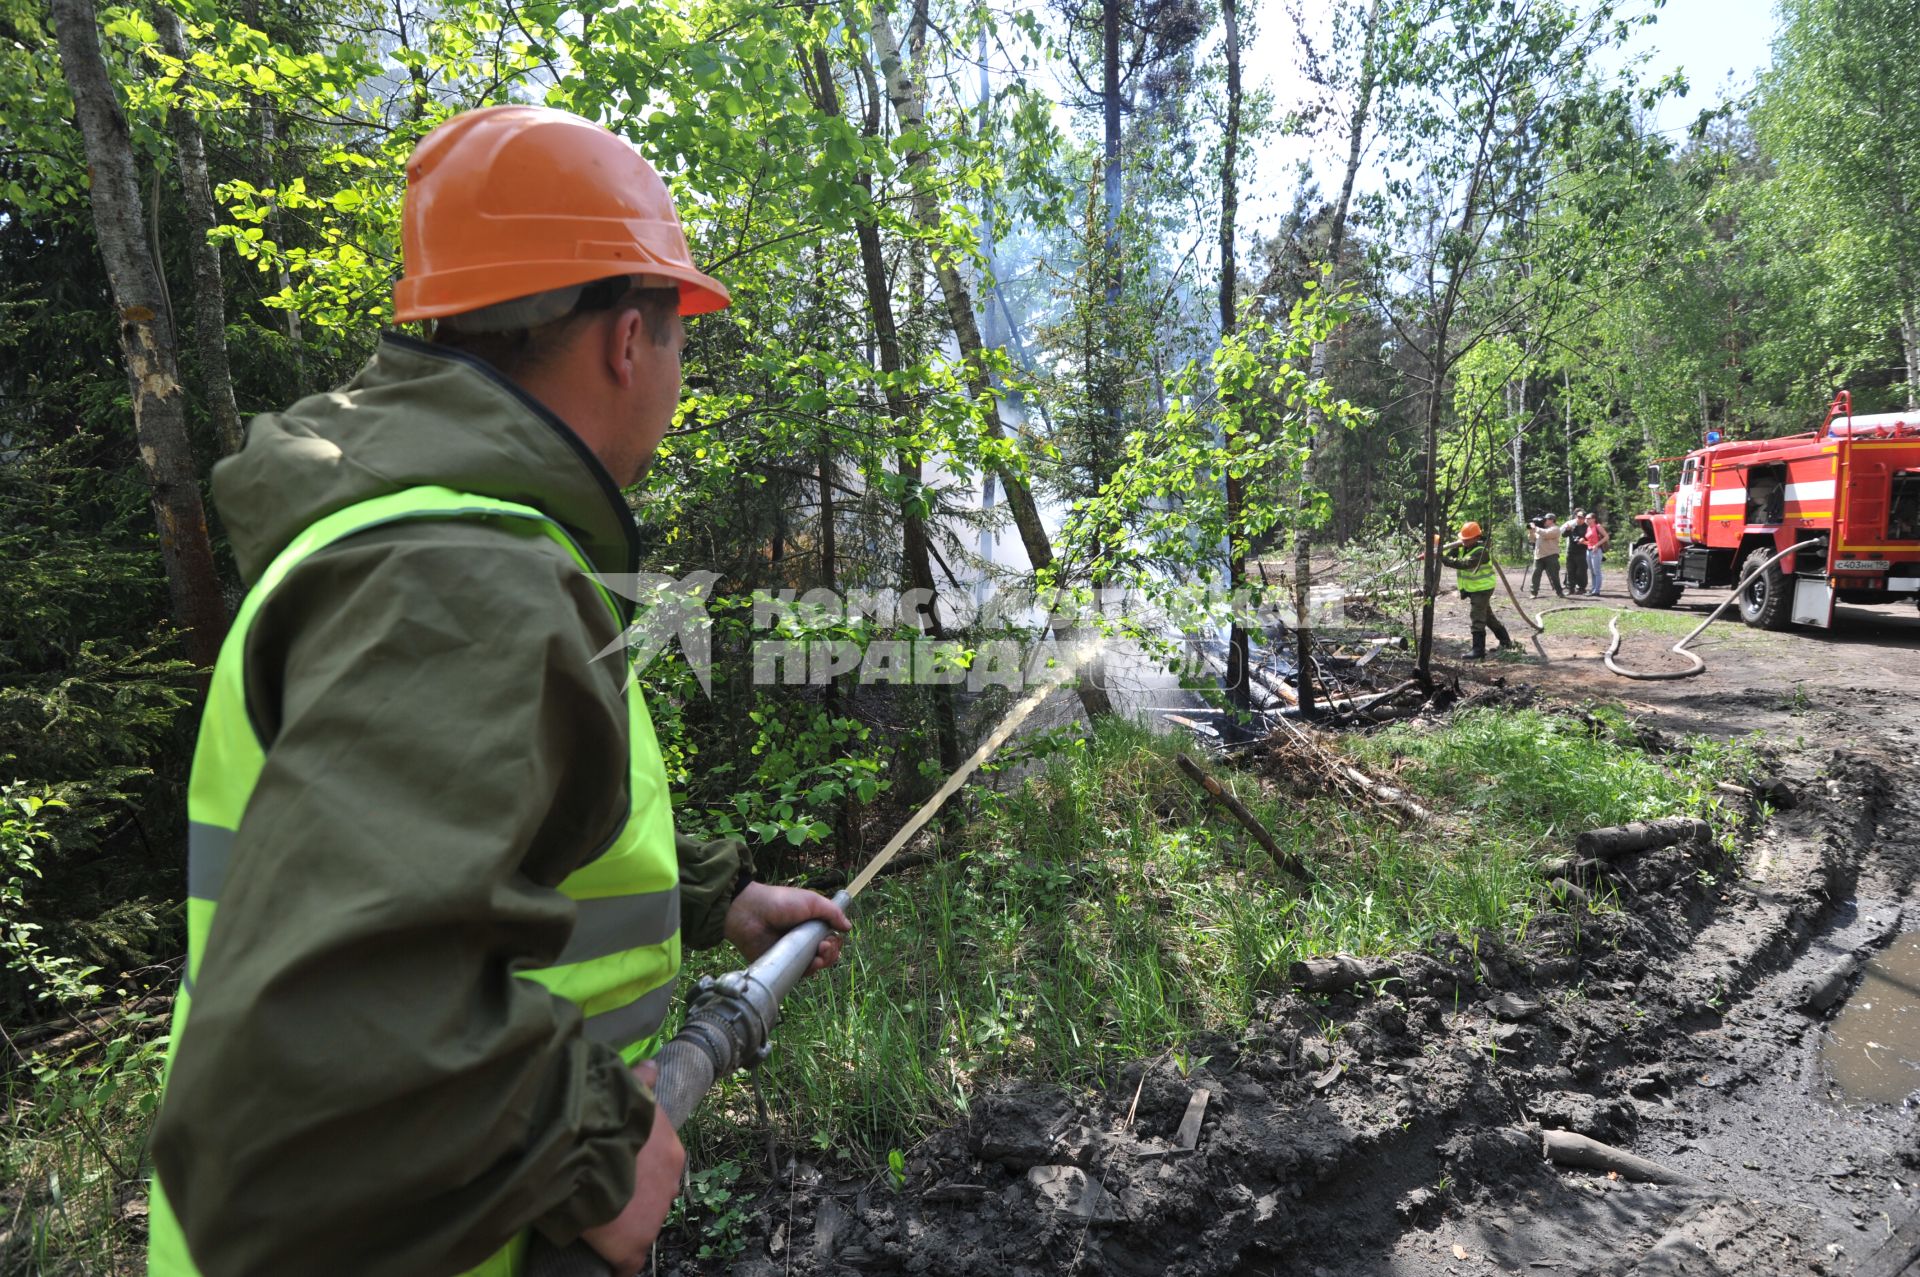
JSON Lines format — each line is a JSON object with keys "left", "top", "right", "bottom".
{"left": 52, "top": 0, "right": 227, "bottom": 668}
{"left": 1294, "top": 0, "right": 1384, "bottom": 713}
{"left": 1219, "top": 0, "right": 1250, "bottom": 712}
{"left": 807, "top": 41, "right": 961, "bottom": 776}
{"left": 1511, "top": 375, "right": 1526, "bottom": 525}
{"left": 1901, "top": 296, "right": 1920, "bottom": 411}
{"left": 870, "top": 10, "right": 1113, "bottom": 719}
{"left": 1564, "top": 369, "right": 1575, "bottom": 511}
{"left": 153, "top": 3, "right": 244, "bottom": 456}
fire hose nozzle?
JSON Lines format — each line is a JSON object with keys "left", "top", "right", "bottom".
{"left": 527, "top": 890, "right": 856, "bottom": 1277}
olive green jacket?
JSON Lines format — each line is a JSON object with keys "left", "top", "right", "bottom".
{"left": 150, "top": 334, "right": 744, "bottom": 1276}
{"left": 1439, "top": 541, "right": 1493, "bottom": 596}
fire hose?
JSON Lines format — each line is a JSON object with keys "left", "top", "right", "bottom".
{"left": 526, "top": 673, "right": 1069, "bottom": 1277}
{"left": 1492, "top": 537, "right": 1827, "bottom": 680}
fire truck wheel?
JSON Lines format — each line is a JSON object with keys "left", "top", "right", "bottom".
{"left": 1736, "top": 550, "right": 1793, "bottom": 630}
{"left": 1628, "top": 546, "right": 1682, "bottom": 609}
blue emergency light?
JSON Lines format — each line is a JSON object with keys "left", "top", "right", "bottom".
{"left": 1705, "top": 430, "right": 1721, "bottom": 443}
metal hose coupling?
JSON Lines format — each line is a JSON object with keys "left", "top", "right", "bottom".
{"left": 678, "top": 966, "right": 781, "bottom": 1072}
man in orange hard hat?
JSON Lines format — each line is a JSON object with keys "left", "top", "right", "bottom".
{"left": 147, "top": 104, "right": 849, "bottom": 1277}
{"left": 1437, "top": 520, "right": 1516, "bottom": 660}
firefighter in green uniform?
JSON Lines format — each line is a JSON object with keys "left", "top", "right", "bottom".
{"left": 145, "top": 105, "right": 851, "bottom": 1277}
{"left": 1439, "top": 521, "right": 1517, "bottom": 660}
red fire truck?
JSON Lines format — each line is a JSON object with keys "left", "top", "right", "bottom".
{"left": 1629, "top": 392, "right": 1920, "bottom": 628}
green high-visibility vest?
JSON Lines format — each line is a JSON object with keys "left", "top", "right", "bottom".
{"left": 147, "top": 485, "right": 679, "bottom": 1277}
{"left": 1457, "top": 552, "right": 1496, "bottom": 593}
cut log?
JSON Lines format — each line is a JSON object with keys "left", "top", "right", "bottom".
{"left": 1162, "top": 712, "right": 1221, "bottom": 739}
{"left": 1174, "top": 754, "right": 1313, "bottom": 881}
{"left": 1247, "top": 664, "right": 1299, "bottom": 705}
{"left": 1540, "top": 1130, "right": 1698, "bottom": 1186}
{"left": 1573, "top": 817, "right": 1711, "bottom": 861}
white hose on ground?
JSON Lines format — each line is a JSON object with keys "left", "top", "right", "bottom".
{"left": 1488, "top": 538, "right": 1826, "bottom": 681}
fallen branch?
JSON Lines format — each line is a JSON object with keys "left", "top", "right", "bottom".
{"left": 1540, "top": 1130, "right": 1699, "bottom": 1186}
{"left": 1333, "top": 763, "right": 1432, "bottom": 822}
{"left": 1174, "top": 753, "right": 1313, "bottom": 881}
{"left": 1573, "top": 817, "right": 1711, "bottom": 861}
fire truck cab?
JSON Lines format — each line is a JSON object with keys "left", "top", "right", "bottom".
{"left": 1631, "top": 392, "right": 1920, "bottom": 629}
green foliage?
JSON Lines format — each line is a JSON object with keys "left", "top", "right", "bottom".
{"left": 1060, "top": 280, "right": 1367, "bottom": 595}
{"left": 6, "top": 0, "right": 1901, "bottom": 1261}
{"left": 1752, "top": 0, "right": 1920, "bottom": 405}
{"left": 683, "top": 707, "right": 1748, "bottom": 1168}
{"left": 0, "top": 787, "right": 100, "bottom": 1008}
{"left": 0, "top": 999, "right": 169, "bottom": 1277}
{"left": 667, "top": 1160, "right": 751, "bottom": 1262}
{"left": 714, "top": 705, "right": 888, "bottom": 851}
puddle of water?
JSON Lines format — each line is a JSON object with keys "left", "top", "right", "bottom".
{"left": 1822, "top": 932, "right": 1920, "bottom": 1106}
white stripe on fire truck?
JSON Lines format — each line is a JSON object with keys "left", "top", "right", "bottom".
{"left": 1708, "top": 487, "right": 1746, "bottom": 505}
{"left": 1785, "top": 479, "right": 1836, "bottom": 502}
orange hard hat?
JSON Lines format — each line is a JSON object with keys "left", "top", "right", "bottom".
{"left": 1460, "top": 521, "right": 1483, "bottom": 540}
{"left": 391, "top": 105, "right": 730, "bottom": 324}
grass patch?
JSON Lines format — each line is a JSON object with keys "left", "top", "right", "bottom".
{"left": 689, "top": 708, "right": 1752, "bottom": 1168}
{"left": 1, "top": 1017, "right": 166, "bottom": 1276}
{"left": 1533, "top": 603, "right": 1751, "bottom": 643}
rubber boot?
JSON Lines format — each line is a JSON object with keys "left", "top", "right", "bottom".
{"left": 1491, "top": 620, "right": 1517, "bottom": 652}
{"left": 1466, "top": 630, "right": 1487, "bottom": 660}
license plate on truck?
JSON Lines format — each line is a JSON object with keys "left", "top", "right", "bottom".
{"left": 1834, "top": 559, "right": 1892, "bottom": 570}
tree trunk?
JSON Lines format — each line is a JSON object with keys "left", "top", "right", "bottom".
{"left": 1220, "top": 0, "right": 1250, "bottom": 713}
{"left": 1416, "top": 316, "right": 1450, "bottom": 679}
{"left": 1901, "top": 296, "right": 1920, "bottom": 412}
{"left": 1102, "top": 0, "right": 1121, "bottom": 304}
{"left": 869, "top": 12, "right": 1113, "bottom": 719}
{"left": 1416, "top": 101, "right": 1502, "bottom": 680}
{"left": 153, "top": 3, "right": 244, "bottom": 456}
{"left": 255, "top": 101, "right": 306, "bottom": 388}
{"left": 1563, "top": 368, "right": 1575, "bottom": 511}
{"left": 809, "top": 42, "right": 962, "bottom": 777}
{"left": 52, "top": 0, "right": 227, "bottom": 668}
{"left": 1510, "top": 375, "right": 1526, "bottom": 526}
{"left": 1295, "top": 0, "right": 1384, "bottom": 712}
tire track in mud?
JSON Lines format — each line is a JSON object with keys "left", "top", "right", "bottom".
{"left": 706, "top": 717, "right": 1920, "bottom": 1277}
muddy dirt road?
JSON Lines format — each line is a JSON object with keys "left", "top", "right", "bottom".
{"left": 705, "top": 589, "right": 1920, "bottom": 1277}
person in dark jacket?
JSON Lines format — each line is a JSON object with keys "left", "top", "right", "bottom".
{"left": 1438, "top": 521, "right": 1516, "bottom": 659}
{"left": 1562, "top": 511, "right": 1589, "bottom": 594}
{"left": 147, "top": 105, "right": 850, "bottom": 1277}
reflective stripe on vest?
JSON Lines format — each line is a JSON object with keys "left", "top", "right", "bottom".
{"left": 149, "top": 486, "right": 678, "bottom": 1277}
{"left": 1457, "top": 556, "right": 1496, "bottom": 593}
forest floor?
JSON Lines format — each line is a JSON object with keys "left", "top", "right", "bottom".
{"left": 684, "top": 586, "right": 1920, "bottom": 1277}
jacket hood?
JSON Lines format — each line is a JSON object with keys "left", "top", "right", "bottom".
{"left": 214, "top": 334, "right": 640, "bottom": 586}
